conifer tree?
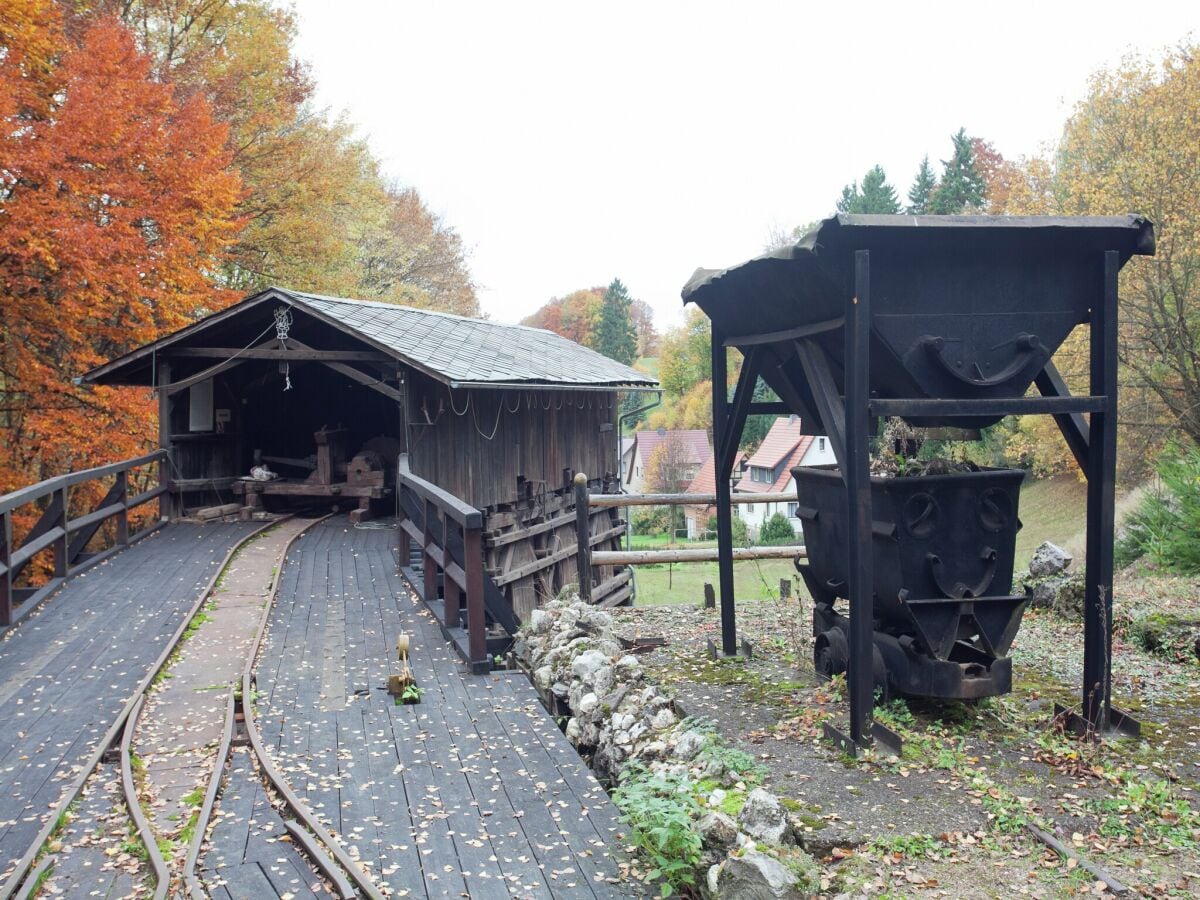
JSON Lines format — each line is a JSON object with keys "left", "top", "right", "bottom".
{"left": 930, "top": 129, "right": 987, "bottom": 213}
{"left": 906, "top": 155, "right": 938, "bottom": 214}
{"left": 595, "top": 278, "right": 638, "bottom": 365}
{"left": 836, "top": 165, "right": 901, "bottom": 214}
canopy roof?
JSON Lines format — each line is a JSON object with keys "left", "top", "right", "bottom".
{"left": 82, "top": 287, "right": 659, "bottom": 392}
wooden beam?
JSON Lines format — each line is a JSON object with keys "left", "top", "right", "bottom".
{"left": 285, "top": 339, "right": 403, "bottom": 402}
{"left": 166, "top": 347, "right": 390, "bottom": 362}
{"left": 588, "top": 492, "right": 789, "bottom": 507}
{"left": 492, "top": 522, "right": 626, "bottom": 587}
{"left": 592, "top": 545, "right": 806, "bottom": 566}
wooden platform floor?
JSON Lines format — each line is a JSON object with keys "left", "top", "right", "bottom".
{"left": 255, "top": 518, "right": 631, "bottom": 898}
{"left": 0, "top": 521, "right": 260, "bottom": 881}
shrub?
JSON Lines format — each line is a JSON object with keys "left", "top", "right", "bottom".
{"left": 612, "top": 764, "right": 703, "bottom": 897}
{"left": 632, "top": 506, "right": 669, "bottom": 536}
{"left": 705, "top": 513, "right": 750, "bottom": 545}
{"left": 759, "top": 511, "right": 796, "bottom": 545}
{"left": 1116, "top": 443, "right": 1200, "bottom": 573}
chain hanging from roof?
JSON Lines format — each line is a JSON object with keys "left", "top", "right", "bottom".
{"left": 274, "top": 306, "right": 293, "bottom": 391}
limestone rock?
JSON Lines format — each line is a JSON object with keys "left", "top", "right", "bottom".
{"left": 571, "top": 649, "right": 608, "bottom": 683}
{"left": 1029, "top": 541, "right": 1073, "bottom": 577}
{"left": 714, "top": 849, "right": 807, "bottom": 899}
{"left": 698, "top": 811, "right": 738, "bottom": 850}
{"left": 673, "top": 730, "right": 707, "bottom": 762}
{"left": 738, "top": 788, "right": 793, "bottom": 845}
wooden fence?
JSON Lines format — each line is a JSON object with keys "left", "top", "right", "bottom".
{"left": 0, "top": 450, "right": 168, "bottom": 627}
{"left": 571, "top": 474, "right": 806, "bottom": 603}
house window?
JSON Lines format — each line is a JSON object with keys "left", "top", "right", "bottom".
{"left": 818, "top": 437, "right": 826, "bottom": 453}
{"left": 787, "top": 501, "right": 799, "bottom": 518}
{"left": 751, "top": 466, "right": 771, "bottom": 483}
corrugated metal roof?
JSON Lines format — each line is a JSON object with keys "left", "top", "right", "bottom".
{"left": 286, "top": 290, "right": 656, "bottom": 389}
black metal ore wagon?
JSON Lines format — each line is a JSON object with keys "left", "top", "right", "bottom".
{"left": 683, "top": 214, "right": 1154, "bottom": 733}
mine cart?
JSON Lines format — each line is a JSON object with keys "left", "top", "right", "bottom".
{"left": 683, "top": 214, "right": 1154, "bottom": 752}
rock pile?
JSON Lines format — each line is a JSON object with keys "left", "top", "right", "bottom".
{"left": 1025, "top": 541, "right": 1085, "bottom": 617}
{"left": 516, "top": 590, "right": 821, "bottom": 898}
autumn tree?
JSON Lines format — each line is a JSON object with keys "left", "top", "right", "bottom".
{"left": 930, "top": 128, "right": 987, "bottom": 213}
{"left": 522, "top": 288, "right": 605, "bottom": 345}
{"left": 837, "top": 165, "right": 901, "bottom": 214}
{"left": 906, "top": 155, "right": 938, "bottom": 214}
{"left": 0, "top": 15, "right": 240, "bottom": 494}
{"left": 629, "top": 298, "right": 659, "bottom": 357}
{"left": 1055, "top": 45, "right": 1200, "bottom": 448}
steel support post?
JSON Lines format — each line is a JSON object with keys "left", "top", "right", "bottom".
{"left": 711, "top": 327, "right": 737, "bottom": 656}
{"left": 1082, "top": 251, "right": 1119, "bottom": 732}
{"left": 845, "top": 250, "right": 875, "bottom": 748}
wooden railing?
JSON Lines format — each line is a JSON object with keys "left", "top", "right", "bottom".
{"left": 396, "top": 454, "right": 490, "bottom": 672}
{"left": 0, "top": 449, "right": 169, "bottom": 627}
{"left": 571, "top": 475, "right": 806, "bottom": 603}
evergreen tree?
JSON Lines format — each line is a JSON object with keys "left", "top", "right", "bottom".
{"left": 836, "top": 165, "right": 901, "bottom": 214}
{"left": 594, "top": 278, "right": 638, "bottom": 365}
{"left": 906, "top": 155, "right": 938, "bottom": 214}
{"left": 930, "top": 129, "right": 987, "bottom": 213}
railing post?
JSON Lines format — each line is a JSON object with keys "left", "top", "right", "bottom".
{"left": 574, "top": 473, "right": 592, "bottom": 604}
{"left": 115, "top": 470, "right": 129, "bottom": 547}
{"left": 52, "top": 487, "right": 68, "bottom": 579}
{"left": 464, "top": 523, "right": 486, "bottom": 670}
{"left": 443, "top": 517, "right": 462, "bottom": 628}
{"left": 1, "top": 511, "right": 11, "bottom": 626}
{"left": 422, "top": 498, "right": 439, "bottom": 605}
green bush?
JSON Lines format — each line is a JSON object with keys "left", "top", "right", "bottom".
{"left": 1115, "top": 443, "right": 1200, "bottom": 573}
{"left": 705, "top": 513, "right": 750, "bottom": 545}
{"left": 759, "top": 511, "right": 796, "bottom": 545}
{"left": 632, "top": 506, "right": 669, "bottom": 536}
{"left": 612, "top": 764, "right": 703, "bottom": 897}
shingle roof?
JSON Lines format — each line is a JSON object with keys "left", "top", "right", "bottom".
{"left": 739, "top": 418, "right": 813, "bottom": 494}
{"left": 287, "top": 290, "right": 656, "bottom": 388}
{"left": 81, "top": 287, "right": 660, "bottom": 391}
{"left": 633, "top": 429, "right": 712, "bottom": 468}
{"left": 685, "top": 449, "right": 747, "bottom": 498}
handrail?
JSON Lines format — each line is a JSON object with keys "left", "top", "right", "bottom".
{"left": 0, "top": 449, "right": 166, "bottom": 516}
{"left": 396, "top": 453, "right": 481, "bottom": 528}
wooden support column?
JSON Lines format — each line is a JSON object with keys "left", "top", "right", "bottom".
{"left": 422, "top": 498, "right": 439, "bottom": 605}
{"left": 1082, "top": 251, "right": 1119, "bottom": 732}
{"left": 464, "top": 523, "right": 486, "bottom": 671}
{"left": 443, "top": 517, "right": 462, "bottom": 628}
{"left": 0, "top": 511, "right": 11, "bottom": 627}
{"left": 574, "top": 474, "right": 592, "bottom": 604}
{"left": 845, "top": 250, "right": 875, "bottom": 749}
{"left": 712, "top": 326, "right": 737, "bottom": 656}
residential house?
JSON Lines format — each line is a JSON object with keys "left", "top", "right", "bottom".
{"left": 624, "top": 428, "right": 711, "bottom": 494}
{"left": 735, "top": 417, "right": 836, "bottom": 539}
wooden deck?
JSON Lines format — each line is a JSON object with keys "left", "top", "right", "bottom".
{"left": 255, "top": 518, "right": 631, "bottom": 898}
{"left": 0, "top": 521, "right": 261, "bottom": 882}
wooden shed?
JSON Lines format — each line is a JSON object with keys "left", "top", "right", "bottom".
{"left": 81, "top": 287, "right": 657, "bottom": 668}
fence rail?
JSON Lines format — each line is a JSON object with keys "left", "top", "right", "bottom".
{"left": 572, "top": 476, "right": 805, "bottom": 603}
{"left": 0, "top": 449, "right": 168, "bottom": 627}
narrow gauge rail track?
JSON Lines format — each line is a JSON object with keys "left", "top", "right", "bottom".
{"left": 1, "top": 513, "right": 384, "bottom": 900}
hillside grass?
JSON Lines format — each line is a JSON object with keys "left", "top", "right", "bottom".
{"left": 1013, "top": 473, "right": 1087, "bottom": 568}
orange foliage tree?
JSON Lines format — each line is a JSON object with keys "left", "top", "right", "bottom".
{"left": 0, "top": 12, "right": 241, "bottom": 497}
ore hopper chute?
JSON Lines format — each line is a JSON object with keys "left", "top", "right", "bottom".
{"left": 683, "top": 214, "right": 1154, "bottom": 754}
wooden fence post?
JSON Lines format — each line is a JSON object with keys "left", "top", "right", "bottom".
{"left": 443, "top": 516, "right": 462, "bottom": 628}
{"left": 115, "top": 470, "right": 129, "bottom": 547}
{"left": 52, "top": 487, "right": 68, "bottom": 579}
{"left": 464, "top": 523, "right": 486, "bottom": 670}
{"left": 574, "top": 473, "right": 592, "bottom": 603}
{"left": 422, "top": 498, "right": 438, "bottom": 605}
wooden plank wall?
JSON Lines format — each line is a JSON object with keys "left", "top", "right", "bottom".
{"left": 406, "top": 372, "right": 618, "bottom": 511}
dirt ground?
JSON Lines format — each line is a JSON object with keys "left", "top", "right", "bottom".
{"left": 611, "top": 568, "right": 1200, "bottom": 898}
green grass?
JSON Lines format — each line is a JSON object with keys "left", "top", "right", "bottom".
{"left": 633, "top": 557, "right": 797, "bottom": 606}
{"left": 1013, "top": 473, "right": 1086, "bottom": 571}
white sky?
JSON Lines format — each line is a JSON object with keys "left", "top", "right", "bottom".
{"left": 290, "top": 1, "right": 1197, "bottom": 330}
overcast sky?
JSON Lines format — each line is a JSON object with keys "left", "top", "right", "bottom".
{"left": 290, "top": 1, "right": 1196, "bottom": 330}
